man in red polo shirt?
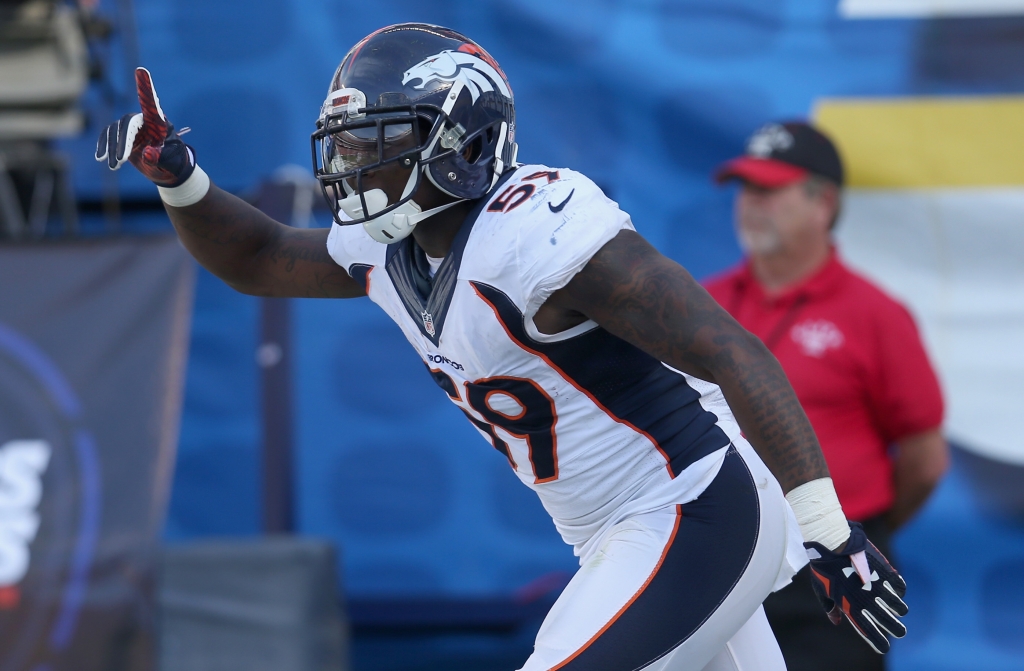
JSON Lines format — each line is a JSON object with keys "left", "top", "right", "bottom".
{"left": 705, "top": 121, "right": 949, "bottom": 671}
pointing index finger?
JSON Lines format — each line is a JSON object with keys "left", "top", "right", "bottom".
{"left": 134, "top": 67, "right": 169, "bottom": 147}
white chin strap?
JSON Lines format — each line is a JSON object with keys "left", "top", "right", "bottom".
{"left": 338, "top": 166, "right": 464, "bottom": 244}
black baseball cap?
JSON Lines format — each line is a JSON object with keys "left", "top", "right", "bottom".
{"left": 715, "top": 121, "right": 844, "bottom": 188}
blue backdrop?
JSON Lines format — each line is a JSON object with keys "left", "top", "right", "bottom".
{"left": 60, "top": 2, "right": 1024, "bottom": 669}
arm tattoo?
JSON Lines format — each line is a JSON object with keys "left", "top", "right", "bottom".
{"left": 269, "top": 240, "right": 332, "bottom": 272}
{"left": 166, "top": 185, "right": 363, "bottom": 299}
{"left": 259, "top": 230, "right": 361, "bottom": 297}
{"left": 563, "top": 230, "right": 829, "bottom": 492}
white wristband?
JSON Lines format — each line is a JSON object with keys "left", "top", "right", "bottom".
{"left": 157, "top": 165, "right": 210, "bottom": 207}
{"left": 785, "top": 477, "right": 851, "bottom": 551}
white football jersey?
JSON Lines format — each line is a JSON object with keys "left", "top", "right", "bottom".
{"left": 326, "top": 165, "right": 745, "bottom": 560}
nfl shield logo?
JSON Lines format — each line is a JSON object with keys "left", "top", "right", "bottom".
{"left": 421, "top": 310, "right": 435, "bottom": 336}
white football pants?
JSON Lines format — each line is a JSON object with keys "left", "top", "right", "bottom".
{"left": 520, "top": 442, "right": 793, "bottom": 671}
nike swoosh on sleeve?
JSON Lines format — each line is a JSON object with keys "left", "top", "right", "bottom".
{"left": 548, "top": 189, "right": 575, "bottom": 213}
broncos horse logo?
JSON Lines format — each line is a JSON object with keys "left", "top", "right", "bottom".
{"left": 402, "top": 48, "right": 512, "bottom": 104}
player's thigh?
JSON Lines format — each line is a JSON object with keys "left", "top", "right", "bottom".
{"left": 646, "top": 467, "right": 792, "bottom": 671}
{"left": 521, "top": 446, "right": 791, "bottom": 671}
{"left": 521, "top": 505, "right": 680, "bottom": 671}
{"left": 694, "top": 607, "right": 786, "bottom": 671}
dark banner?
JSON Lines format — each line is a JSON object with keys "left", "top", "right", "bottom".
{"left": 0, "top": 236, "right": 194, "bottom": 671}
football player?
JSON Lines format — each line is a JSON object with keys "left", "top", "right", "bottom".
{"left": 97, "top": 24, "right": 908, "bottom": 671}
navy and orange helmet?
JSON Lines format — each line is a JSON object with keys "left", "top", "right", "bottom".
{"left": 312, "top": 23, "right": 518, "bottom": 226}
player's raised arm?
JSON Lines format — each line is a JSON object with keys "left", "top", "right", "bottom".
{"left": 96, "top": 68, "right": 363, "bottom": 299}
{"left": 162, "top": 185, "right": 361, "bottom": 299}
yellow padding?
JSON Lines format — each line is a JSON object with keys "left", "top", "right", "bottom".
{"left": 813, "top": 97, "right": 1024, "bottom": 188}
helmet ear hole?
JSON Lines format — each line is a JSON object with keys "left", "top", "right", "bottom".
{"left": 464, "top": 136, "right": 483, "bottom": 164}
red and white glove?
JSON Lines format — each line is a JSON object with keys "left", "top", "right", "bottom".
{"left": 95, "top": 68, "right": 209, "bottom": 205}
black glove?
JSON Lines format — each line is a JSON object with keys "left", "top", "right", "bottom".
{"left": 804, "top": 521, "right": 909, "bottom": 654}
{"left": 95, "top": 67, "right": 196, "bottom": 187}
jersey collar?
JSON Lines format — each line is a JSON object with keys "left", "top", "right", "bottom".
{"left": 384, "top": 168, "right": 520, "bottom": 346}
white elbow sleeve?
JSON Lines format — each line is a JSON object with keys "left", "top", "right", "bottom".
{"left": 785, "top": 477, "right": 851, "bottom": 551}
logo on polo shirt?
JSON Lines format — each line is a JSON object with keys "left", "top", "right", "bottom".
{"left": 790, "top": 319, "right": 844, "bottom": 357}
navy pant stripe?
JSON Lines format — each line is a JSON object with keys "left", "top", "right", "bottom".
{"left": 553, "top": 447, "right": 760, "bottom": 671}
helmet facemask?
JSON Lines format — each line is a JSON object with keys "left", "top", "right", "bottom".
{"left": 312, "top": 85, "right": 513, "bottom": 243}
{"left": 312, "top": 92, "right": 438, "bottom": 214}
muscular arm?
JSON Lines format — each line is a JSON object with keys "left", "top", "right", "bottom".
{"left": 551, "top": 230, "right": 829, "bottom": 493}
{"left": 166, "top": 184, "right": 364, "bottom": 298}
{"left": 887, "top": 429, "right": 948, "bottom": 530}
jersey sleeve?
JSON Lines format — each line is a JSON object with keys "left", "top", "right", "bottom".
{"left": 515, "top": 170, "right": 634, "bottom": 315}
{"left": 868, "top": 300, "right": 945, "bottom": 442}
{"left": 326, "top": 220, "right": 380, "bottom": 273}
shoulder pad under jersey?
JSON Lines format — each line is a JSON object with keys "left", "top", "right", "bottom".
{"left": 490, "top": 165, "right": 633, "bottom": 311}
